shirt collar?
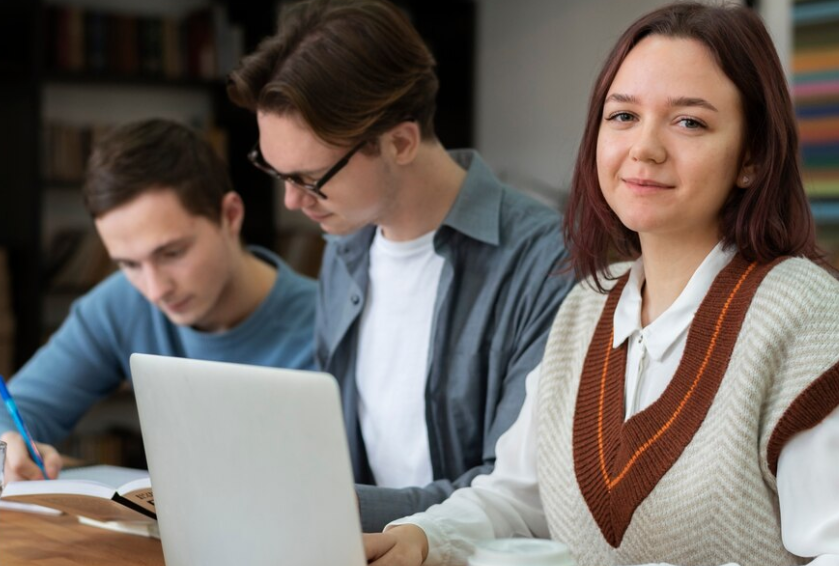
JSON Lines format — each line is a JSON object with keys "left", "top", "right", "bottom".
{"left": 325, "top": 150, "right": 503, "bottom": 258}
{"left": 612, "top": 241, "right": 737, "bottom": 360}
{"left": 438, "top": 150, "right": 503, "bottom": 246}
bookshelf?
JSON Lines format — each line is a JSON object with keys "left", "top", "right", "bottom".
{"left": 0, "top": 0, "right": 278, "bottom": 369}
{"left": 790, "top": 0, "right": 839, "bottom": 265}
{"left": 793, "top": 0, "right": 839, "bottom": 198}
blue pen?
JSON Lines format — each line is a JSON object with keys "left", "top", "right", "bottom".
{"left": 0, "top": 375, "right": 49, "bottom": 480}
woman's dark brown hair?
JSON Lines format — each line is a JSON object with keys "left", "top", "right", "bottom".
{"left": 564, "top": 2, "right": 817, "bottom": 290}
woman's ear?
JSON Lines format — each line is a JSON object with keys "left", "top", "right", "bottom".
{"left": 736, "top": 154, "right": 756, "bottom": 189}
{"left": 382, "top": 120, "right": 421, "bottom": 166}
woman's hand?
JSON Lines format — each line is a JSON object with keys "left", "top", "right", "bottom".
{"left": 364, "top": 524, "right": 429, "bottom": 565}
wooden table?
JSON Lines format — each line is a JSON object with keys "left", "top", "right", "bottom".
{"left": 0, "top": 509, "right": 165, "bottom": 565}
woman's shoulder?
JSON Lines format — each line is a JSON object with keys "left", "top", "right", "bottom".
{"left": 549, "top": 262, "right": 632, "bottom": 331}
{"left": 745, "top": 257, "right": 839, "bottom": 346}
{"left": 761, "top": 256, "right": 839, "bottom": 304}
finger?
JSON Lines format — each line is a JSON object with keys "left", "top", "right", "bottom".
{"left": 364, "top": 533, "right": 396, "bottom": 562}
{"left": 2, "top": 432, "right": 43, "bottom": 481}
{"left": 364, "top": 533, "right": 427, "bottom": 566}
{"left": 1, "top": 433, "right": 56, "bottom": 481}
{"left": 38, "top": 442, "right": 63, "bottom": 479}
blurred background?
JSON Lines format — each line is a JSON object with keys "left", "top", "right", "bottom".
{"left": 0, "top": 0, "right": 835, "bottom": 467}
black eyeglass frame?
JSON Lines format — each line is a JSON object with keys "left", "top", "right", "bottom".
{"left": 248, "top": 140, "right": 367, "bottom": 200}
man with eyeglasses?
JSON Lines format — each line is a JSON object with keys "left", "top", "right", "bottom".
{"left": 228, "top": 0, "right": 575, "bottom": 532}
{"left": 0, "top": 119, "right": 317, "bottom": 481}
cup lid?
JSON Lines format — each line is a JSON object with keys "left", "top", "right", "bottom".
{"left": 471, "top": 538, "right": 574, "bottom": 565}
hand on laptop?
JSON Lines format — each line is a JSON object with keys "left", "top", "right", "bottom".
{"left": 0, "top": 431, "right": 62, "bottom": 481}
{"left": 363, "top": 525, "right": 428, "bottom": 565}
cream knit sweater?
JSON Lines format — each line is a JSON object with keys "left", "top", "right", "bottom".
{"left": 537, "top": 256, "right": 839, "bottom": 566}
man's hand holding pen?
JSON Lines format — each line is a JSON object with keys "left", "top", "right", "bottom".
{"left": 0, "top": 431, "right": 62, "bottom": 482}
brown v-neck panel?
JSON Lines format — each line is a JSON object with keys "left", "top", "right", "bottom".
{"left": 572, "top": 255, "right": 783, "bottom": 548}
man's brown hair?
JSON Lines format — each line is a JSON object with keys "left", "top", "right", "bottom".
{"left": 83, "top": 119, "right": 233, "bottom": 221}
{"left": 227, "top": 0, "right": 439, "bottom": 148}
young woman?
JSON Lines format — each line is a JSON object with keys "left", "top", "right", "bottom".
{"left": 363, "top": 3, "right": 839, "bottom": 566}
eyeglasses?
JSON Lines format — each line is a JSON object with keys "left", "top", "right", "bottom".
{"left": 248, "top": 140, "right": 366, "bottom": 200}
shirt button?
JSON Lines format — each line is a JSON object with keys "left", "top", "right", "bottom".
{"left": 351, "top": 295, "right": 360, "bottom": 305}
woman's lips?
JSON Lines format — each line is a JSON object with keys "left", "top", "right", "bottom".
{"left": 622, "top": 177, "right": 675, "bottom": 192}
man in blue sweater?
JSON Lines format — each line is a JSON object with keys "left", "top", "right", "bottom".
{"left": 0, "top": 119, "right": 317, "bottom": 481}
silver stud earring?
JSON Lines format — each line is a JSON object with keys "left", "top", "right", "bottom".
{"left": 742, "top": 175, "right": 750, "bottom": 186}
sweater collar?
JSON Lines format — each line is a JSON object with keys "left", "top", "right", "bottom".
{"left": 612, "top": 242, "right": 737, "bottom": 362}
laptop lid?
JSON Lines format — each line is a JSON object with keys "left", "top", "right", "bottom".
{"left": 129, "top": 353, "right": 366, "bottom": 566}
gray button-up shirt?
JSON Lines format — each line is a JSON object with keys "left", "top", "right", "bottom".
{"left": 316, "top": 150, "right": 575, "bottom": 531}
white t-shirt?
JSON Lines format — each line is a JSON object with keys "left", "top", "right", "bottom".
{"left": 355, "top": 228, "right": 445, "bottom": 488}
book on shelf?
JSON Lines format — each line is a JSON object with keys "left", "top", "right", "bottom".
{"left": 42, "top": 121, "right": 111, "bottom": 183}
{"left": 43, "top": 3, "right": 243, "bottom": 81}
{"left": 139, "top": 16, "right": 164, "bottom": 77}
{"left": 45, "top": 227, "right": 115, "bottom": 292}
{"left": 114, "top": 14, "right": 140, "bottom": 76}
{"left": 1, "top": 465, "right": 156, "bottom": 522}
{"left": 61, "top": 6, "right": 85, "bottom": 73}
{"left": 84, "top": 10, "right": 108, "bottom": 74}
{"left": 161, "top": 17, "right": 183, "bottom": 79}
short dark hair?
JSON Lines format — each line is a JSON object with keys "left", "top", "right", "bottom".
{"left": 83, "top": 119, "right": 234, "bottom": 221}
{"left": 564, "top": 2, "right": 818, "bottom": 290}
{"left": 227, "top": 0, "right": 439, "bottom": 147}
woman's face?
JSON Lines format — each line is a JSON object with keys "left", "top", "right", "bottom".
{"left": 596, "top": 35, "right": 752, "bottom": 250}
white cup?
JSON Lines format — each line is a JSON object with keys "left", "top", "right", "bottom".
{"left": 468, "top": 538, "right": 575, "bottom": 566}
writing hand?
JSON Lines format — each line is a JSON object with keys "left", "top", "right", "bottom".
{"left": 1, "top": 431, "right": 62, "bottom": 482}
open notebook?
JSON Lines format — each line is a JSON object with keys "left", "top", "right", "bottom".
{"left": 130, "top": 354, "right": 366, "bottom": 566}
{"left": 2, "top": 464, "right": 153, "bottom": 521}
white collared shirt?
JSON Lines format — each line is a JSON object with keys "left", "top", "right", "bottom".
{"left": 614, "top": 242, "right": 737, "bottom": 420}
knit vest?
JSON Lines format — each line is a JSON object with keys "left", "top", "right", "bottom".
{"left": 537, "top": 256, "right": 839, "bottom": 566}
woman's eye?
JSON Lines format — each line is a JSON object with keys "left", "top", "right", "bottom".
{"left": 678, "top": 117, "right": 706, "bottom": 129}
{"left": 607, "top": 112, "right": 635, "bottom": 122}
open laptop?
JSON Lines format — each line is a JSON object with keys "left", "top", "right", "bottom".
{"left": 129, "top": 353, "right": 366, "bottom": 566}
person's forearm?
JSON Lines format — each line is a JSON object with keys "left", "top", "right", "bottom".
{"left": 356, "top": 473, "right": 481, "bottom": 532}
